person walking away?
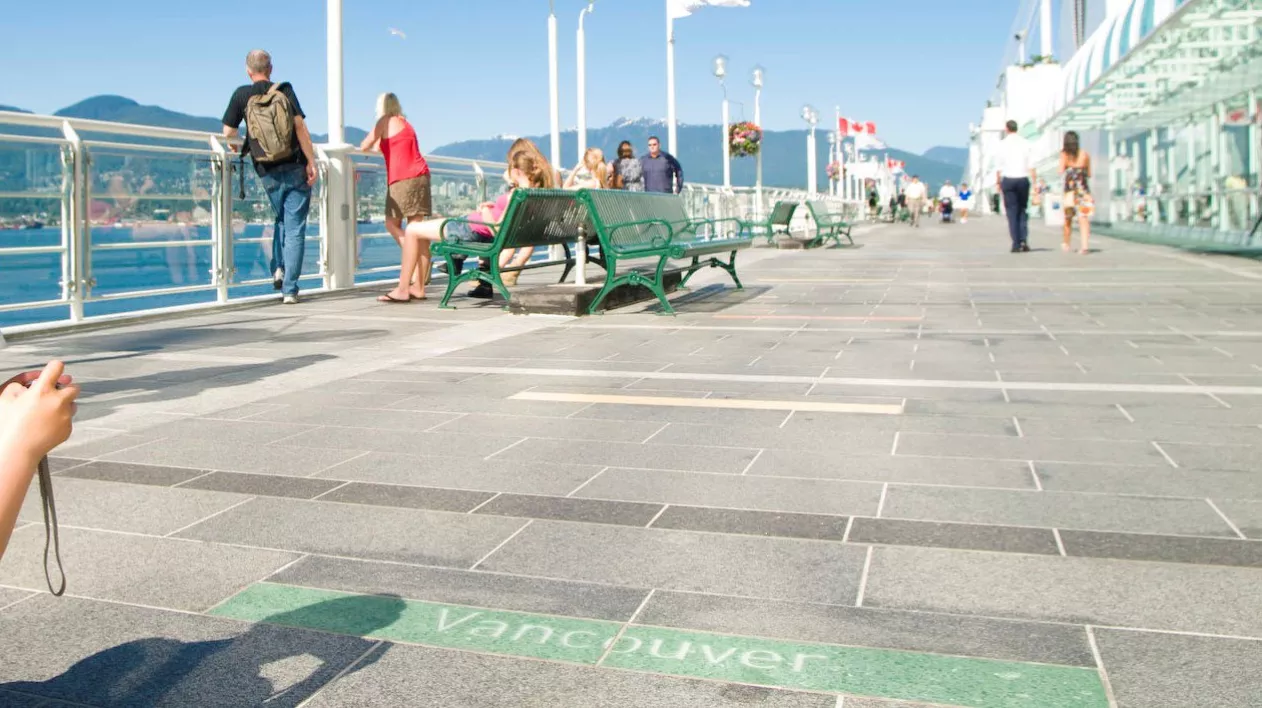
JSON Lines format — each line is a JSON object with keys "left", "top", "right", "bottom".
{"left": 957, "top": 183, "right": 972, "bottom": 223}
{"left": 222, "top": 49, "right": 317, "bottom": 304}
{"left": 565, "top": 148, "right": 609, "bottom": 189}
{"left": 996, "top": 120, "right": 1035, "bottom": 252}
{"left": 1059, "top": 131, "right": 1094, "bottom": 254}
{"left": 938, "top": 180, "right": 958, "bottom": 224}
{"left": 361, "top": 92, "right": 434, "bottom": 303}
{"left": 641, "top": 136, "right": 684, "bottom": 194}
{"left": 611, "top": 141, "right": 644, "bottom": 191}
{"left": 905, "top": 176, "right": 927, "bottom": 227}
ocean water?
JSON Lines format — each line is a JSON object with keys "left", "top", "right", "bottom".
{"left": 0, "top": 224, "right": 403, "bottom": 328}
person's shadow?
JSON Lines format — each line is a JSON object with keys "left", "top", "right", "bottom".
{"left": 0, "top": 594, "right": 405, "bottom": 707}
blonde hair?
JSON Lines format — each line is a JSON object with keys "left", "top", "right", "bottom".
{"left": 507, "top": 138, "right": 556, "bottom": 189}
{"left": 376, "top": 92, "right": 403, "bottom": 120}
{"left": 583, "top": 148, "right": 608, "bottom": 187}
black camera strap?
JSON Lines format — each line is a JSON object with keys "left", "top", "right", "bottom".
{"left": 37, "top": 456, "right": 65, "bottom": 596}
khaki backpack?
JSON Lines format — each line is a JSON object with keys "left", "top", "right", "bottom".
{"left": 244, "top": 83, "right": 296, "bottom": 164}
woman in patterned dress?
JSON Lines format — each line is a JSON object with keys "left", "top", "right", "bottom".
{"left": 1060, "top": 131, "right": 1093, "bottom": 254}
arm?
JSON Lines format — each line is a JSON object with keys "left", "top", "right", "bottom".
{"left": 668, "top": 155, "right": 684, "bottom": 194}
{"left": 1084, "top": 153, "right": 1092, "bottom": 179}
{"left": 222, "top": 88, "right": 244, "bottom": 139}
{"left": 293, "top": 115, "right": 318, "bottom": 185}
{"left": 0, "top": 362, "right": 78, "bottom": 560}
{"left": 359, "top": 117, "right": 387, "bottom": 153}
{"left": 563, "top": 164, "right": 580, "bottom": 189}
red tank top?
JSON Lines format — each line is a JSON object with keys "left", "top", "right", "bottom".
{"left": 381, "top": 120, "right": 430, "bottom": 184}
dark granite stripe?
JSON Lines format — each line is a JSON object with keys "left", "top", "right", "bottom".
{"left": 650, "top": 505, "right": 849, "bottom": 541}
{"left": 849, "top": 517, "right": 1060, "bottom": 555}
{"left": 474, "top": 493, "right": 663, "bottom": 526}
{"left": 56, "top": 460, "right": 206, "bottom": 487}
{"left": 47, "top": 457, "right": 92, "bottom": 474}
{"left": 179, "top": 471, "right": 343, "bottom": 500}
{"left": 1059, "top": 529, "right": 1262, "bottom": 568}
{"left": 317, "top": 482, "right": 494, "bottom": 513}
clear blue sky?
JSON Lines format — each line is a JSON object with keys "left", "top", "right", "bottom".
{"left": 0, "top": 0, "right": 1019, "bottom": 154}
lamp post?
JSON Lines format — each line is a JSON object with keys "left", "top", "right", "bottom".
{"left": 548, "top": 1, "right": 561, "bottom": 171}
{"left": 751, "top": 65, "right": 764, "bottom": 218}
{"left": 715, "top": 54, "right": 731, "bottom": 190}
{"left": 577, "top": 1, "right": 596, "bottom": 158}
{"left": 802, "top": 105, "right": 818, "bottom": 195}
{"left": 827, "top": 132, "right": 837, "bottom": 196}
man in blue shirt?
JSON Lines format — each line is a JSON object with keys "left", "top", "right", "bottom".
{"left": 640, "top": 136, "right": 684, "bottom": 194}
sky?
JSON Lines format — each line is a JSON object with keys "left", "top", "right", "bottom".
{"left": 0, "top": 0, "right": 1022, "bottom": 154}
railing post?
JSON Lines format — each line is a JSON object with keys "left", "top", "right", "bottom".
{"left": 60, "top": 121, "right": 86, "bottom": 322}
{"left": 209, "top": 136, "right": 233, "bottom": 303}
{"left": 318, "top": 145, "right": 356, "bottom": 290}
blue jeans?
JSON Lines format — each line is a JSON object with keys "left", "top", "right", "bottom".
{"left": 1001, "top": 177, "right": 1030, "bottom": 248}
{"left": 260, "top": 162, "right": 312, "bottom": 296}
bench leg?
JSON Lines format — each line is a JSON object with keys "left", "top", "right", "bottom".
{"left": 721, "top": 250, "right": 743, "bottom": 289}
{"left": 438, "top": 253, "right": 477, "bottom": 309}
{"left": 679, "top": 256, "right": 703, "bottom": 288}
{"left": 648, "top": 255, "right": 676, "bottom": 316}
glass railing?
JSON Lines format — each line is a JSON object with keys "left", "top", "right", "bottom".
{"left": 0, "top": 110, "right": 859, "bottom": 332}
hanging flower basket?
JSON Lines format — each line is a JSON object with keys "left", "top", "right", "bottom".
{"left": 826, "top": 161, "right": 842, "bottom": 181}
{"left": 729, "top": 122, "right": 762, "bottom": 158}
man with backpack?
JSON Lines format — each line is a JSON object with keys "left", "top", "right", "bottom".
{"left": 222, "top": 49, "right": 317, "bottom": 304}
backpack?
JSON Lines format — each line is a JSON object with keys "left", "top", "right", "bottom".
{"left": 244, "top": 83, "right": 296, "bottom": 164}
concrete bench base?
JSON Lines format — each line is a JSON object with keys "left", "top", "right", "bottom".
{"left": 508, "top": 272, "right": 685, "bottom": 316}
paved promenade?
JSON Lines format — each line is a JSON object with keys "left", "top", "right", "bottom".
{"left": 2, "top": 216, "right": 1261, "bottom": 707}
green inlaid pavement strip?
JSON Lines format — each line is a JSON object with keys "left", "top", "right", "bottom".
{"left": 210, "top": 583, "right": 1108, "bottom": 708}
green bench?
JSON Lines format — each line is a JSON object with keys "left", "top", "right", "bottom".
{"left": 431, "top": 189, "right": 594, "bottom": 308}
{"left": 744, "top": 200, "right": 799, "bottom": 245}
{"left": 805, "top": 200, "right": 855, "bottom": 247}
{"left": 576, "top": 190, "right": 754, "bottom": 315}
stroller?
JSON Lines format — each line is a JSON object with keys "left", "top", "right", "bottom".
{"left": 939, "top": 197, "right": 954, "bottom": 224}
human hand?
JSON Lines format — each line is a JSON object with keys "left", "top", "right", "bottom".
{"left": 0, "top": 361, "right": 79, "bottom": 462}
{"left": 1, "top": 369, "right": 72, "bottom": 392}
{"left": 306, "top": 163, "right": 318, "bottom": 186}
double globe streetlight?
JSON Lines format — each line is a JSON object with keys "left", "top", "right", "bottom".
{"left": 713, "top": 57, "right": 766, "bottom": 210}
{"left": 801, "top": 104, "right": 819, "bottom": 195}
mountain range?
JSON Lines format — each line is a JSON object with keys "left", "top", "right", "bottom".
{"left": 0, "top": 96, "right": 966, "bottom": 189}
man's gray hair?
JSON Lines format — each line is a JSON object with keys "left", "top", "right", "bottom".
{"left": 246, "top": 50, "right": 272, "bottom": 75}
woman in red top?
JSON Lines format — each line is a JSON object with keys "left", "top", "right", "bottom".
{"left": 361, "top": 92, "right": 433, "bottom": 302}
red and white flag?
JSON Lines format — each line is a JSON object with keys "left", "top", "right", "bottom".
{"left": 838, "top": 118, "right": 849, "bottom": 136}
{"left": 866, "top": 121, "right": 878, "bottom": 135}
{"left": 1223, "top": 107, "right": 1252, "bottom": 127}
{"left": 850, "top": 121, "right": 867, "bottom": 134}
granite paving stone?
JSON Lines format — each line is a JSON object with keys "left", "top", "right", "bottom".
{"left": 1059, "top": 530, "right": 1262, "bottom": 567}
{"left": 473, "top": 493, "right": 663, "bottom": 526}
{"left": 276, "top": 426, "right": 525, "bottom": 458}
{"left": 863, "top": 545, "right": 1262, "bottom": 636}
{"left": 0, "top": 526, "right": 297, "bottom": 611}
{"left": 17, "top": 477, "right": 250, "bottom": 536}
{"left": 479, "top": 520, "right": 867, "bottom": 604}
{"left": 309, "top": 452, "right": 600, "bottom": 495}
{"left": 1092, "top": 628, "right": 1262, "bottom": 708}
{"left": 1035, "top": 462, "right": 1262, "bottom": 499}
{"left": 0, "top": 587, "right": 33, "bottom": 610}
{"left": 0, "top": 594, "right": 376, "bottom": 707}
{"left": 97, "top": 438, "right": 367, "bottom": 477}
{"left": 1158, "top": 442, "right": 1262, "bottom": 473}
{"left": 54, "top": 460, "right": 208, "bottom": 487}
{"left": 268, "top": 555, "right": 649, "bottom": 621}
{"left": 250, "top": 405, "right": 461, "bottom": 431}
{"left": 495, "top": 438, "right": 761, "bottom": 474}
{"left": 649, "top": 422, "right": 896, "bottom": 454}
{"left": 576, "top": 467, "right": 882, "bottom": 516}
{"left": 895, "top": 432, "right": 1168, "bottom": 464}
{"left": 173, "top": 496, "right": 526, "bottom": 568}
{"left": 431, "top": 413, "right": 665, "bottom": 443}
{"left": 1213, "top": 499, "right": 1262, "bottom": 539}
{"left": 880, "top": 485, "right": 1237, "bottom": 536}
{"left": 132, "top": 418, "right": 319, "bottom": 446}
{"left": 748, "top": 451, "right": 1037, "bottom": 488}
{"left": 1016, "top": 418, "right": 1262, "bottom": 445}
{"left": 301, "top": 642, "right": 834, "bottom": 708}
{"left": 635, "top": 590, "right": 1095, "bottom": 667}
{"left": 315, "top": 481, "right": 495, "bottom": 512}
{"left": 650, "top": 506, "right": 850, "bottom": 541}
{"left": 176, "top": 471, "right": 344, "bottom": 500}
{"left": 848, "top": 517, "right": 1060, "bottom": 555}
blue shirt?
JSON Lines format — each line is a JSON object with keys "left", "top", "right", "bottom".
{"left": 640, "top": 152, "right": 684, "bottom": 194}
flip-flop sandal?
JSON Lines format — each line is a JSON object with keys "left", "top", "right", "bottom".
{"left": 377, "top": 293, "right": 412, "bottom": 304}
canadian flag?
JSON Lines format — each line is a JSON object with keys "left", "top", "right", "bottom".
{"left": 668, "top": 0, "right": 751, "bottom": 19}
{"left": 850, "top": 121, "right": 867, "bottom": 134}
{"left": 886, "top": 158, "right": 905, "bottom": 174}
{"left": 838, "top": 118, "right": 849, "bottom": 136}
{"left": 1223, "top": 107, "right": 1252, "bottom": 127}
{"left": 866, "top": 121, "right": 878, "bottom": 135}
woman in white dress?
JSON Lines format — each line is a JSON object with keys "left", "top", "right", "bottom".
{"left": 956, "top": 182, "right": 973, "bottom": 223}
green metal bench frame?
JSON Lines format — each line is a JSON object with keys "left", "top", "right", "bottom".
{"left": 744, "top": 200, "right": 799, "bottom": 244}
{"left": 576, "top": 190, "right": 754, "bottom": 316}
{"left": 430, "top": 189, "right": 595, "bottom": 308}
{"left": 805, "top": 200, "right": 855, "bottom": 247}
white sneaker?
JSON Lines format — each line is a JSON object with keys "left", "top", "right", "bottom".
{"left": 273, "top": 269, "right": 284, "bottom": 291}
{"left": 282, "top": 294, "right": 299, "bottom": 305}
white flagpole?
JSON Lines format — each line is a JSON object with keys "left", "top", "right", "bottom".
{"left": 666, "top": 9, "right": 678, "bottom": 155}
{"left": 548, "top": 3, "right": 562, "bottom": 171}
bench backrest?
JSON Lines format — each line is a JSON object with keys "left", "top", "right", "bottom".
{"left": 495, "top": 189, "right": 593, "bottom": 250}
{"left": 577, "top": 190, "right": 695, "bottom": 256}
{"left": 769, "top": 201, "right": 797, "bottom": 226}
{"left": 806, "top": 200, "right": 845, "bottom": 223}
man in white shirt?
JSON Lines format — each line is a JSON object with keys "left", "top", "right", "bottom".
{"left": 904, "top": 176, "right": 928, "bottom": 227}
{"left": 995, "top": 120, "right": 1036, "bottom": 252}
